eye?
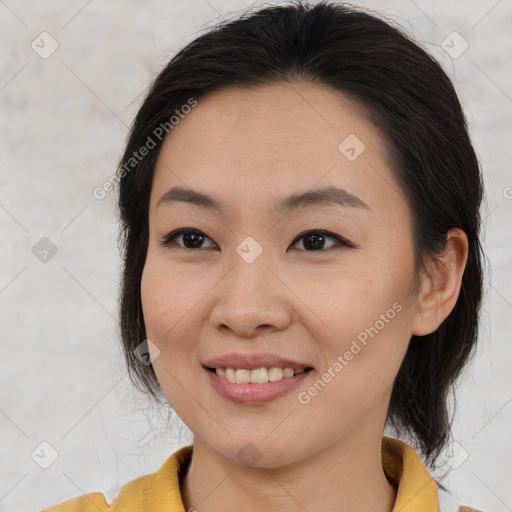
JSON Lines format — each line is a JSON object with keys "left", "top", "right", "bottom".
{"left": 158, "top": 228, "right": 355, "bottom": 251}
{"left": 158, "top": 228, "right": 217, "bottom": 250}
{"left": 290, "top": 230, "right": 355, "bottom": 251}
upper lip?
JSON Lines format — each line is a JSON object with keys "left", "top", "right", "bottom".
{"left": 203, "top": 352, "right": 314, "bottom": 370}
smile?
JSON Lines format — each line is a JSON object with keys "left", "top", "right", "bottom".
{"left": 204, "top": 366, "right": 314, "bottom": 404}
{"left": 208, "top": 366, "right": 313, "bottom": 384}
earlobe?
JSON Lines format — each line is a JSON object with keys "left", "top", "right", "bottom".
{"left": 411, "top": 228, "right": 469, "bottom": 336}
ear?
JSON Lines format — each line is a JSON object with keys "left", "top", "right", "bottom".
{"left": 411, "top": 228, "right": 469, "bottom": 336}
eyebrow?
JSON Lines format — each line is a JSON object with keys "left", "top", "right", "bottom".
{"left": 156, "top": 185, "right": 370, "bottom": 215}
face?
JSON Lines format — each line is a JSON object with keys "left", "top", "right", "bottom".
{"left": 141, "top": 82, "right": 421, "bottom": 468}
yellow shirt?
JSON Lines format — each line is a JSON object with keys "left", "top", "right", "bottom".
{"left": 41, "top": 436, "right": 484, "bottom": 512}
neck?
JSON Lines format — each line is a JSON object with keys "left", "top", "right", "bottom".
{"left": 180, "top": 433, "right": 397, "bottom": 512}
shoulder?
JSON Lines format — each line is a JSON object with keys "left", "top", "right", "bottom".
{"left": 384, "top": 436, "right": 488, "bottom": 512}
{"left": 40, "top": 469, "right": 160, "bottom": 511}
{"left": 40, "top": 470, "right": 160, "bottom": 511}
{"left": 40, "top": 445, "right": 193, "bottom": 511}
{"left": 41, "top": 492, "right": 109, "bottom": 511}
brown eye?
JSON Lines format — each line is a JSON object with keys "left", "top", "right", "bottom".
{"left": 158, "top": 228, "right": 217, "bottom": 250}
{"left": 290, "top": 230, "right": 354, "bottom": 251}
{"left": 158, "top": 228, "right": 354, "bottom": 252}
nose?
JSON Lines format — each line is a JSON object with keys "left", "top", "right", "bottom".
{"left": 209, "top": 243, "right": 293, "bottom": 338}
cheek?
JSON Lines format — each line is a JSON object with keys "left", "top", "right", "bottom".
{"left": 307, "top": 253, "right": 415, "bottom": 381}
{"left": 313, "top": 263, "right": 405, "bottom": 334}
{"left": 140, "top": 257, "right": 202, "bottom": 415}
{"left": 140, "top": 258, "right": 197, "bottom": 381}
{"left": 299, "top": 281, "right": 412, "bottom": 431}
{"left": 141, "top": 255, "right": 202, "bottom": 340}
{"left": 140, "top": 252, "right": 221, "bottom": 394}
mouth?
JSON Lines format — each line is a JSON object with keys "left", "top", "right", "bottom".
{"left": 201, "top": 353, "right": 315, "bottom": 404}
{"left": 205, "top": 366, "right": 314, "bottom": 384}
{"left": 202, "top": 354, "right": 315, "bottom": 404}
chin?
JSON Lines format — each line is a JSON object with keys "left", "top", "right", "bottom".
{"left": 205, "top": 435, "right": 302, "bottom": 469}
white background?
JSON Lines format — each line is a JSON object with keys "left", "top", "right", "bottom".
{"left": 0, "top": 1, "right": 511, "bottom": 511}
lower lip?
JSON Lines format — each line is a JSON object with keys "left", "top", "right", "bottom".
{"left": 204, "top": 367, "right": 313, "bottom": 404}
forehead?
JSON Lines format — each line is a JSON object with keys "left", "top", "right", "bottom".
{"left": 150, "top": 81, "right": 405, "bottom": 218}
{"left": 161, "top": 81, "right": 377, "bottom": 157}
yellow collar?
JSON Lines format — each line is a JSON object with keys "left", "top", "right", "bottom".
{"left": 107, "top": 435, "right": 440, "bottom": 511}
{"left": 381, "top": 436, "right": 439, "bottom": 512}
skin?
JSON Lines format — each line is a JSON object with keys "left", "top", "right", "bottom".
{"left": 140, "top": 81, "right": 468, "bottom": 512}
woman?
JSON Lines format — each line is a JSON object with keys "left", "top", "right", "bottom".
{"left": 44, "top": 1, "right": 486, "bottom": 511}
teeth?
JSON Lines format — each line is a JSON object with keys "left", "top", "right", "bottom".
{"left": 268, "top": 367, "right": 283, "bottom": 381}
{"left": 214, "top": 366, "right": 308, "bottom": 384}
{"left": 250, "top": 367, "right": 268, "bottom": 383}
{"left": 283, "top": 368, "right": 294, "bottom": 378}
{"left": 235, "top": 369, "right": 251, "bottom": 384}
{"left": 225, "top": 368, "right": 236, "bottom": 383}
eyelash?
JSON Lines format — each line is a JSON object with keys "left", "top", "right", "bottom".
{"left": 157, "top": 228, "right": 356, "bottom": 252}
